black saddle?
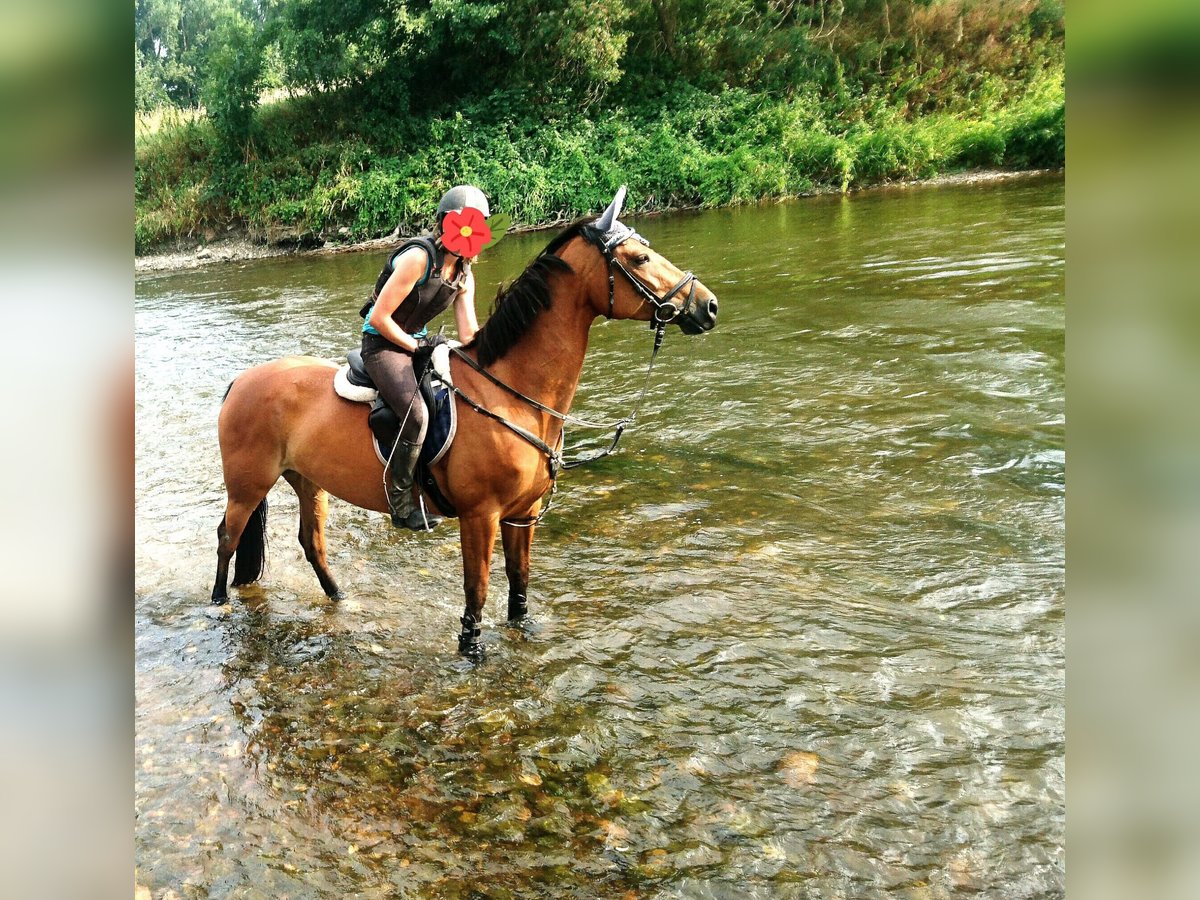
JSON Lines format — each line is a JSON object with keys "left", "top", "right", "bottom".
{"left": 346, "top": 348, "right": 375, "bottom": 389}
{"left": 347, "top": 348, "right": 457, "bottom": 518}
{"left": 346, "top": 346, "right": 436, "bottom": 391}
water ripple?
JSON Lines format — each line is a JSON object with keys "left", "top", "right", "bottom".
{"left": 136, "top": 177, "right": 1064, "bottom": 897}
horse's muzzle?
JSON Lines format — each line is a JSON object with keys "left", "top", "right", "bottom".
{"left": 678, "top": 295, "right": 718, "bottom": 334}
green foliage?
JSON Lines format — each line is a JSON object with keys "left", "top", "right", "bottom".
{"left": 138, "top": 0, "right": 1065, "bottom": 117}
{"left": 202, "top": 11, "right": 265, "bottom": 159}
{"left": 946, "top": 121, "right": 1007, "bottom": 168}
{"left": 135, "top": 0, "right": 235, "bottom": 109}
{"left": 267, "top": 0, "right": 388, "bottom": 93}
{"left": 1001, "top": 97, "right": 1065, "bottom": 169}
{"left": 134, "top": 0, "right": 1064, "bottom": 251}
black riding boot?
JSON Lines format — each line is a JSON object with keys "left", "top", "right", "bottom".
{"left": 386, "top": 440, "right": 443, "bottom": 531}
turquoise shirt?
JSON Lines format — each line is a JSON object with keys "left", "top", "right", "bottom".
{"left": 363, "top": 317, "right": 426, "bottom": 339}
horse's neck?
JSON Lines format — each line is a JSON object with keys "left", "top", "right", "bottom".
{"left": 486, "top": 278, "right": 594, "bottom": 418}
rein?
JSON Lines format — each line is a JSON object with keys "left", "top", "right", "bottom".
{"left": 444, "top": 230, "right": 683, "bottom": 526}
{"left": 450, "top": 319, "right": 666, "bottom": 469}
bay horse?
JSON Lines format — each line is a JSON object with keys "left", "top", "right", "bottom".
{"left": 213, "top": 189, "right": 718, "bottom": 654}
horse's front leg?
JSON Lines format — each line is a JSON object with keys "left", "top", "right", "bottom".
{"left": 501, "top": 519, "right": 535, "bottom": 623}
{"left": 457, "top": 512, "right": 500, "bottom": 656}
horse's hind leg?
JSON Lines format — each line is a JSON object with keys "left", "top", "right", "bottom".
{"left": 213, "top": 517, "right": 234, "bottom": 603}
{"left": 212, "top": 490, "right": 270, "bottom": 604}
{"left": 501, "top": 520, "right": 534, "bottom": 623}
{"left": 283, "top": 471, "right": 343, "bottom": 600}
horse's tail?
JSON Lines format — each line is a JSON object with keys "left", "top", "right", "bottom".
{"left": 231, "top": 499, "right": 268, "bottom": 586}
{"left": 221, "top": 380, "right": 235, "bottom": 404}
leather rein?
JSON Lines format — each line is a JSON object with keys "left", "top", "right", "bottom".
{"left": 445, "top": 227, "right": 692, "bottom": 525}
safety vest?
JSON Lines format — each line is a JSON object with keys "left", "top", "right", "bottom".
{"left": 360, "top": 235, "right": 469, "bottom": 336}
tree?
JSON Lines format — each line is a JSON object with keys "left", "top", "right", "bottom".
{"left": 202, "top": 9, "right": 265, "bottom": 156}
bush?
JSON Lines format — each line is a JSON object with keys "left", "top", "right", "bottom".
{"left": 135, "top": 61, "right": 1065, "bottom": 251}
{"left": 946, "top": 121, "right": 1007, "bottom": 168}
{"left": 850, "top": 122, "right": 936, "bottom": 183}
{"left": 1003, "top": 101, "right": 1065, "bottom": 168}
{"left": 202, "top": 12, "right": 265, "bottom": 161}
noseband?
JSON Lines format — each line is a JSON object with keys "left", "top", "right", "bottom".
{"left": 590, "top": 227, "right": 698, "bottom": 324}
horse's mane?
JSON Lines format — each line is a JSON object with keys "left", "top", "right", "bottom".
{"left": 469, "top": 217, "right": 596, "bottom": 367}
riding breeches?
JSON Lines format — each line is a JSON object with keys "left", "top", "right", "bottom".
{"left": 360, "top": 336, "right": 428, "bottom": 445}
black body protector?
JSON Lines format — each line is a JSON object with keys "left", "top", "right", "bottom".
{"left": 360, "top": 235, "right": 469, "bottom": 337}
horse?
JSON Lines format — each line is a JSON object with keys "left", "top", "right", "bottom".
{"left": 212, "top": 188, "right": 719, "bottom": 654}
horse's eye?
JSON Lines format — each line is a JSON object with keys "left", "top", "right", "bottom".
{"left": 633, "top": 254, "right": 650, "bottom": 266}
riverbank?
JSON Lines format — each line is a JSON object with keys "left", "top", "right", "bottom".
{"left": 136, "top": 166, "right": 1062, "bottom": 274}
{"left": 136, "top": 66, "right": 1064, "bottom": 260}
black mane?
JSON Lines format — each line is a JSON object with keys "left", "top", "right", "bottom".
{"left": 469, "top": 217, "right": 597, "bottom": 366}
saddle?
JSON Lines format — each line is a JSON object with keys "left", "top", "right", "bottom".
{"left": 334, "top": 348, "right": 459, "bottom": 517}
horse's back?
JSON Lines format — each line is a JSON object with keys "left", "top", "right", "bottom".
{"left": 219, "top": 355, "right": 387, "bottom": 511}
{"left": 220, "top": 356, "right": 338, "bottom": 439}
{"left": 227, "top": 354, "right": 338, "bottom": 391}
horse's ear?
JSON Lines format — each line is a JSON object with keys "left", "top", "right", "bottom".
{"left": 595, "top": 185, "right": 627, "bottom": 232}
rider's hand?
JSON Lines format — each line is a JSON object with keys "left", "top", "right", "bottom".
{"left": 418, "top": 334, "right": 449, "bottom": 351}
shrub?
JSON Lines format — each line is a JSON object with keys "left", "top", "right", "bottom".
{"left": 1003, "top": 101, "right": 1064, "bottom": 168}
{"left": 135, "top": 60, "right": 1065, "bottom": 252}
{"left": 947, "top": 121, "right": 1007, "bottom": 168}
{"left": 202, "top": 12, "right": 265, "bottom": 161}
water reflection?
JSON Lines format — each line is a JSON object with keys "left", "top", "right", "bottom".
{"left": 137, "top": 176, "right": 1064, "bottom": 896}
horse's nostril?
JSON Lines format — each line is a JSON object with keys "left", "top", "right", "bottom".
{"left": 707, "top": 298, "right": 719, "bottom": 317}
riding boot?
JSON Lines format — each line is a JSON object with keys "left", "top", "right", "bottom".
{"left": 386, "top": 440, "right": 443, "bottom": 531}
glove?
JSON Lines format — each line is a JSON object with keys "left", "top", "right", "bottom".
{"left": 418, "top": 333, "right": 449, "bottom": 351}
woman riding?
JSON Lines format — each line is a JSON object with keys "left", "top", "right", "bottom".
{"left": 360, "top": 184, "right": 490, "bottom": 530}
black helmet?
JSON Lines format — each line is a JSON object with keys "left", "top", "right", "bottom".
{"left": 437, "top": 184, "right": 490, "bottom": 221}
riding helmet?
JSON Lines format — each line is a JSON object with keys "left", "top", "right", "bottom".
{"left": 437, "top": 184, "right": 490, "bottom": 223}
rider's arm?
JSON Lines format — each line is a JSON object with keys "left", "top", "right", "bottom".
{"left": 454, "top": 268, "right": 479, "bottom": 343}
{"left": 367, "top": 247, "right": 429, "bottom": 352}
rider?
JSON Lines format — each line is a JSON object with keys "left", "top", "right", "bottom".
{"left": 360, "top": 184, "right": 488, "bottom": 530}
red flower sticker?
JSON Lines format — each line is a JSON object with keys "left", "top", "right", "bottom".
{"left": 441, "top": 206, "right": 492, "bottom": 258}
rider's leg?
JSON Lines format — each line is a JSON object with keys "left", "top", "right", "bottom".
{"left": 361, "top": 346, "right": 442, "bottom": 530}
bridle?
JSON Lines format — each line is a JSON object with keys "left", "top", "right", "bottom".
{"left": 590, "top": 226, "right": 699, "bottom": 326}
{"left": 446, "top": 226, "right": 704, "bottom": 526}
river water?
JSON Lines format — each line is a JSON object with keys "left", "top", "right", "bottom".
{"left": 135, "top": 176, "right": 1064, "bottom": 898}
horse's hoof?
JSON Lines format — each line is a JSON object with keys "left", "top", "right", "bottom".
{"left": 327, "top": 590, "right": 345, "bottom": 601}
{"left": 506, "top": 614, "right": 541, "bottom": 634}
{"left": 458, "top": 616, "right": 482, "bottom": 657}
{"left": 458, "top": 640, "right": 485, "bottom": 661}
{"left": 506, "top": 594, "right": 528, "bottom": 622}
{"left": 211, "top": 596, "right": 228, "bottom": 606}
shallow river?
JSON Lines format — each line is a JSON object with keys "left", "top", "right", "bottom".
{"left": 135, "top": 175, "right": 1064, "bottom": 898}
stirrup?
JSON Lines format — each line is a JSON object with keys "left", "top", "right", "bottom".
{"left": 391, "top": 493, "right": 442, "bottom": 531}
{"left": 391, "top": 506, "right": 443, "bottom": 531}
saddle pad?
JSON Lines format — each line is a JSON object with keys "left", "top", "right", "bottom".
{"left": 370, "top": 381, "right": 457, "bottom": 469}
{"left": 333, "top": 364, "right": 378, "bottom": 403}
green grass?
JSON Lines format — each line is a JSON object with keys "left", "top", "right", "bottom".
{"left": 135, "top": 69, "right": 1063, "bottom": 254}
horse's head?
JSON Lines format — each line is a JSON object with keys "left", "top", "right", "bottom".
{"left": 580, "top": 187, "right": 719, "bottom": 335}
